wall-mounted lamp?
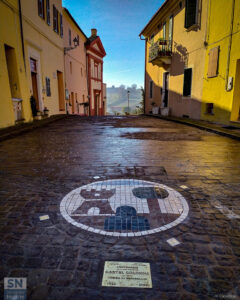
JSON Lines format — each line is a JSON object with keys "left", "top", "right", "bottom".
{"left": 64, "top": 36, "right": 79, "bottom": 55}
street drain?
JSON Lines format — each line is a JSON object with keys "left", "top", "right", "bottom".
{"left": 60, "top": 179, "right": 189, "bottom": 237}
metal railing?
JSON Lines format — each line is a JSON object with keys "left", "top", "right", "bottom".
{"left": 149, "top": 40, "right": 172, "bottom": 63}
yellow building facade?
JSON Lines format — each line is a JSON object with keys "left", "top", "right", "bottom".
{"left": 0, "top": 0, "right": 32, "bottom": 128}
{"left": 21, "top": 0, "right": 65, "bottom": 116}
{"left": 140, "top": 0, "right": 208, "bottom": 119}
{"left": 201, "top": 0, "right": 240, "bottom": 124}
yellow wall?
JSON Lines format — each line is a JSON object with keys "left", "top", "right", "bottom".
{"left": 201, "top": 0, "right": 240, "bottom": 124}
{"left": 0, "top": 0, "right": 32, "bottom": 128}
{"left": 143, "top": 0, "right": 208, "bottom": 119}
{"left": 21, "top": 0, "right": 65, "bottom": 116}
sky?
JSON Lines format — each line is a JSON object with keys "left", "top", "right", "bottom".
{"left": 62, "top": 0, "right": 164, "bottom": 88}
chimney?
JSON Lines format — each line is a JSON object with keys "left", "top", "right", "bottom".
{"left": 91, "top": 28, "right": 97, "bottom": 37}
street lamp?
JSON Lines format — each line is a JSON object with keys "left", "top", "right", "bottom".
{"left": 127, "top": 90, "right": 130, "bottom": 114}
{"left": 64, "top": 36, "right": 79, "bottom": 55}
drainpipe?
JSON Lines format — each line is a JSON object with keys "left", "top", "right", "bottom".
{"left": 18, "top": 0, "right": 26, "bottom": 71}
{"left": 139, "top": 34, "right": 147, "bottom": 113}
{"left": 225, "top": 0, "right": 235, "bottom": 91}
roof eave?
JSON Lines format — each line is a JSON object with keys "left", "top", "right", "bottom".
{"left": 139, "top": 0, "right": 170, "bottom": 37}
{"left": 63, "top": 8, "right": 88, "bottom": 40}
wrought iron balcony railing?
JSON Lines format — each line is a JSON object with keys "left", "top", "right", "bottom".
{"left": 149, "top": 40, "right": 172, "bottom": 66}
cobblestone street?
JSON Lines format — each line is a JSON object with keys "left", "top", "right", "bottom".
{"left": 0, "top": 115, "right": 240, "bottom": 299}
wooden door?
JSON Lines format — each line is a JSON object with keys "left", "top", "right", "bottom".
{"left": 31, "top": 72, "right": 39, "bottom": 110}
{"left": 71, "top": 92, "right": 74, "bottom": 114}
{"left": 57, "top": 71, "right": 65, "bottom": 111}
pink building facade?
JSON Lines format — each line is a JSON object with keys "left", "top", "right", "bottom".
{"left": 86, "top": 29, "right": 106, "bottom": 116}
{"left": 63, "top": 8, "right": 88, "bottom": 115}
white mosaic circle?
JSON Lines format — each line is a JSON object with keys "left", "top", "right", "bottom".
{"left": 60, "top": 179, "right": 189, "bottom": 237}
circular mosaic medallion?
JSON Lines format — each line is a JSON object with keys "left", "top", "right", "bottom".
{"left": 60, "top": 179, "right": 189, "bottom": 237}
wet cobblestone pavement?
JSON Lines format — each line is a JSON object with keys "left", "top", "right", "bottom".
{"left": 0, "top": 115, "right": 240, "bottom": 299}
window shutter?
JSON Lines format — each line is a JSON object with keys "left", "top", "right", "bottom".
{"left": 183, "top": 68, "right": 192, "bottom": 96}
{"left": 38, "top": 0, "right": 45, "bottom": 18}
{"left": 185, "top": 0, "right": 197, "bottom": 29}
{"left": 69, "top": 29, "right": 72, "bottom": 46}
{"left": 60, "top": 14, "right": 63, "bottom": 37}
{"left": 53, "top": 5, "right": 56, "bottom": 31}
{"left": 56, "top": 9, "right": 59, "bottom": 33}
{"left": 207, "top": 46, "right": 219, "bottom": 78}
{"left": 46, "top": 77, "right": 51, "bottom": 97}
{"left": 46, "top": 0, "right": 50, "bottom": 25}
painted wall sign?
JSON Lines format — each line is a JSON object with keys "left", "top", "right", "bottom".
{"left": 60, "top": 179, "right": 189, "bottom": 237}
{"left": 102, "top": 261, "right": 152, "bottom": 288}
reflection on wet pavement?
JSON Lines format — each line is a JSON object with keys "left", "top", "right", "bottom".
{"left": 0, "top": 115, "right": 240, "bottom": 298}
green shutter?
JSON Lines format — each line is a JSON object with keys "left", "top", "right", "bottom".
{"left": 185, "top": 0, "right": 197, "bottom": 29}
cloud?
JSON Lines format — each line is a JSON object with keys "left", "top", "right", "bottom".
{"left": 105, "top": 68, "right": 137, "bottom": 75}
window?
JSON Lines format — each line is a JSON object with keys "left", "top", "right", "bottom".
{"left": 208, "top": 46, "right": 219, "bottom": 78}
{"left": 183, "top": 68, "right": 192, "bottom": 96}
{"left": 150, "top": 34, "right": 154, "bottom": 44}
{"left": 60, "top": 14, "right": 63, "bottom": 37}
{"left": 38, "top": 0, "right": 45, "bottom": 19}
{"left": 69, "top": 29, "right": 71, "bottom": 46}
{"left": 163, "top": 22, "right": 166, "bottom": 40}
{"left": 53, "top": 5, "right": 59, "bottom": 33}
{"left": 46, "top": 77, "right": 51, "bottom": 96}
{"left": 206, "top": 103, "right": 214, "bottom": 114}
{"left": 169, "top": 16, "right": 173, "bottom": 42}
{"left": 70, "top": 61, "right": 72, "bottom": 74}
{"left": 94, "top": 64, "right": 98, "bottom": 78}
{"left": 46, "top": 0, "right": 50, "bottom": 25}
{"left": 185, "top": 0, "right": 198, "bottom": 29}
{"left": 149, "top": 80, "right": 153, "bottom": 98}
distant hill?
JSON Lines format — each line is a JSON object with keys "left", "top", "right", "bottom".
{"left": 107, "top": 85, "right": 142, "bottom": 115}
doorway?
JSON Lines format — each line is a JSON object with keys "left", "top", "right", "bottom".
{"left": 94, "top": 93, "right": 99, "bottom": 116}
{"left": 71, "top": 92, "right": 74, "bottom": 114}
{"left": 57, "top": 71, "right": 65, "bottom": 111}
{"left": 30, "top": 58, "right": 39, "bottom": 110}
{"left": 5, "top": 45, "right": 21, "bottom": 99}
{"left": 162, "top": 72, "right": 169, "bottom": 108}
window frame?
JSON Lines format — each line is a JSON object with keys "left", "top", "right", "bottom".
{"left": 184, "top": 0, "right": 198, "bottom": 29}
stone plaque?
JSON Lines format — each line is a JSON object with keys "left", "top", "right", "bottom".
{"left": 102, "top": 261, "right": 152, "bottom": 288}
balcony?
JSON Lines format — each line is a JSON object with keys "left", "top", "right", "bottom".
{"left": 149, "top": 40, "right": 172, "bottom": 66}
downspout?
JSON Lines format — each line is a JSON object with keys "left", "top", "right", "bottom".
{"left": 139, "top": 34, "right": 147, "bottom": 113}
{"left": 86, "top": 52, "right": 90, "bottom": 116}
{"left": 144, "top": 39, "right": 147, "bottom": 114}
{"left": 18, "top": 0, "right": 26, "bottom": 71}
{"left": 225, "top": 0, "right": 235, "bottom": 91}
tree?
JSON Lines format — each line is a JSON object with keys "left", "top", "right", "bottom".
{"left": 137, "top": 87, "right": 144, "bottom": 114}
{"left": 131, "top": 84, "right": 137, "bottom": 89}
